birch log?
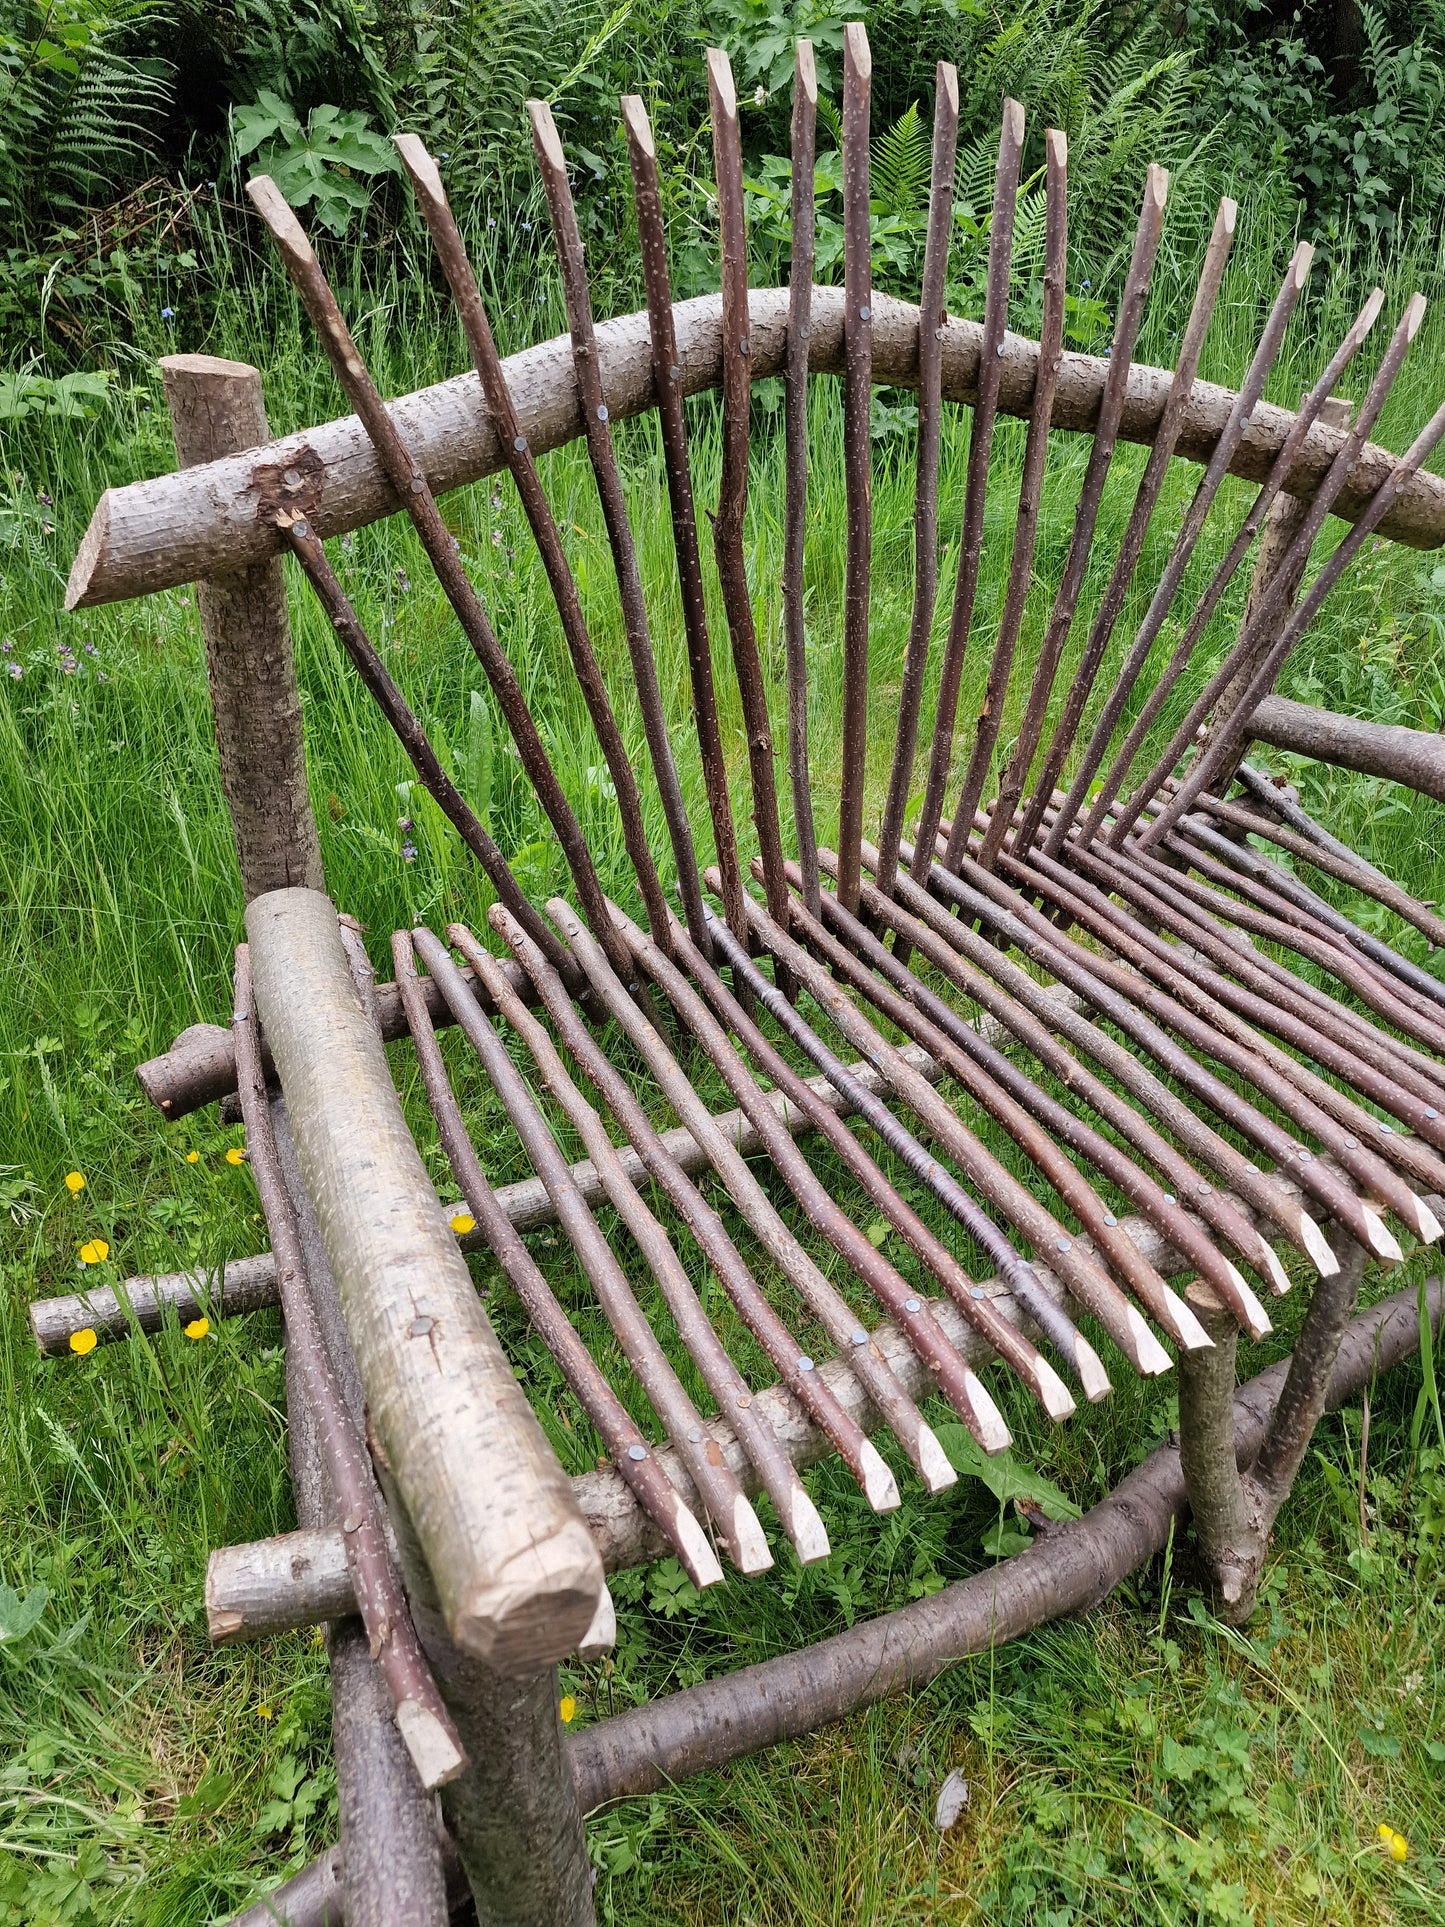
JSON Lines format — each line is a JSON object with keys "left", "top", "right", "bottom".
{"left": 70, "top": 289, "right": 1445, "bottom": 613}
{"left": 245, "top": 886, "right": 602, "bottom": 1668}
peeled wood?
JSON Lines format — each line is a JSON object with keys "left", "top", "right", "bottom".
{"left": 208, "top": 1198, "right": 1185, "bottom": 1626}
{"left": 68, "top": 288, "right": 1445, "bottom": 614}
{"left": 246, "top": 887, "right": 602, "bottom": 1669}
{"left": 1246, "top": 694, "right": 1445, "bottom": 803}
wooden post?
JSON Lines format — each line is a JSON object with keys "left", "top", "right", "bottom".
{"left": 277, "top": 1107, "right": 450, "bottom": 1927}
{"left": 161, "top": 354, "right": 324, "bottom": 898}
{"left": 247, "top": 887, "right": 601, "bottom": 1924}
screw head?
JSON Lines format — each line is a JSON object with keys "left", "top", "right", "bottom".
{"left": 669, "top": 363, "right": 681, "bottom": 380}
{"left": 627, "top": 1443, "right": 647, "bottom": 1462}
{"left": 797, "top": 1354, "right": 815, "bottom": 1372}
{"left": 1163, "top": 1194, "right": 1177, "bottom": 1205}
{"left": 1056, "top": 1240, "right": 1071, "bottom": 1253}
{"left": 1103, "top": 1213, "right": 1117, "bottom": 1227}
{"left": 1427, "top": 1107, "right": 1439, "bottom": 1120}
{"left": 596, "top": 403, "right": 609, "bottom": 422}
{"left": 851, "top": 1328, "right": 868, "bottom": 1346}
{"left": 513, "top": 434, "right": 528, "bottom": 453}
{"left": 859, "top": 304, "right": 870, "bottom": 321}
{"left": 904, "top": 1296, "right": 921, "bottom": 1314}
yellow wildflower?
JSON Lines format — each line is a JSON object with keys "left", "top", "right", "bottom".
{"left": 1378, "top": 1824, "right": 1409, "bottom": 1862}
{"left": 450, "top": 1212, "right": 477, "bottom": 1235}
{"left": 64, "top": 1171, "right": 85, "bottom": 1194}
{"left": 559, "top": 1695, "right": 577, "bottom": 1725}
{"left": 225, "top": 1146, "right": 246, "bottom": 1166}
{"left": 184, "top": 1317, "right": 210, "bottom": 1341}
{"left": 257, "top": 1702, "right": 273, "bottom": 1723}
{"left": 70, "top": 1328, "right": 98, "bottom": 1356}
{"left": 77, "top": 1238, "right": 109, "bottom": 1265}
{"left": 186, "top": 1150, "right": 200, "bottom": 1164}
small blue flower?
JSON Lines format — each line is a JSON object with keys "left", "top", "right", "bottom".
{"left": 161, "top": 306, "right": 175, "bottom": 320}
{"left": 1081, "top": 279, "right": 1090, "bottom": 289}
{"left": 521, "top": 220, "right": 532, "bottom": 232}
{"left": 401, "top": 839, "right": 417, "bottom": 863}
{"left": 9, "top": 662, "right": 23, "bottom": 679}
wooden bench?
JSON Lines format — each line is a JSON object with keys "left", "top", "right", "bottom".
{"left": 45, "top": 27, "right": 1445, "bottom": 1922}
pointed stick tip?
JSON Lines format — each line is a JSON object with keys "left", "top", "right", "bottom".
{"left": 527, "top": 97, "right": 565, "bottom": 170}
{"left": 246, "top": 174, "right": 309, "bottom": 255}
{"left": 705, "top": 45, "right": 737, "bottom": 117}
{"left": 1046, "top": 126, "right": 1068, "bottom": 168}
{"left": 1002, "top": 96, "right": 1025, "bottom": 143}
{"left": 392, "top": 132, "right": 443, "bottom": 202}
{"left": 1405, "top": 289, "right": 1428, "bottom": 338}
{"left": 619, "top": 94, "right": 654, "bottom": 157}
{"left": 795, "top": 38, "right": 818, "bottom": 101}
{"left": 1360, "top": 284, "right": 1386, "bottom": 330}
{"left": 1217, "top": 195, "right": 1238, "bottom": 234}
{"left": 844, "top": 19, "right": 871, "bottom": 78}
{"left": 937, "top": 60, "right": 958, "bottom": 111}
{"left": 1146, "top": 161, "right": 1169, "bottom": 207}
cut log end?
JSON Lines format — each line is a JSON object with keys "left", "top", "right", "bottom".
{"left": 395, "top": 1697, "right": 467, "bottom": 1791}
{"left": 454, "top": 1524, "right": 606, "bottom": 1673}
{"left": 64, "top": 490, "right": 111, "bottom": 610}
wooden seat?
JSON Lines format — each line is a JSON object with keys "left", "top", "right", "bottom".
{"left": 56, "top": 26, "right": 1445, "bottom": 1924}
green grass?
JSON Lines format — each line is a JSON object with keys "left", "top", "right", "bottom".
{"left": 4, "top": 213, "right": 1445, "bottom": 1924}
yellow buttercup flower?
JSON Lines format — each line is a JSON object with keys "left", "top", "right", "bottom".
{"left": 225, "top": 1146, "right": 246, "bottom": 1166}
{"left": 64, "top": 1171, "right": 85, "bottom": 1194}
{"left": 77, "top": 1239, "right": 109, "bottom": 1265}
{"left": 257, "top": 1702, "right": 273, "bottom": 1723}
{"left": 186, "top": 1150, "right": 200, "bottom": 1164}
{"left": 184, "top": 1317, "right": 210, "bottom": 1341}
{"left": 1378, "top": 1824, "right": 1409, "bottom": 1862}
{"left": 70, "top": 1328, "right": 98, "bottom": 1356}
{"left": 559, "top": 1695, "right": 577, "bottom": 1725}
{"left": 450, "top": 1212, "right": 477, "bottom": 1235}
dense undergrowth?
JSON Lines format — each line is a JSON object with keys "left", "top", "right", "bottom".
{"left": 4, "top": 0, "right": 1445, "bottom": 1920}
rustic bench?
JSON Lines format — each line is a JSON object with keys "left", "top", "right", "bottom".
{"left": 42, "top": 26, "right": 1445, "bottom": 1923}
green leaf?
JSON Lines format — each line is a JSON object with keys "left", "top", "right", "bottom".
{"left": 933, "top": 1424, "right": 1081, "bottom": 1518}
{"left": 981, "top": 1521, "right": 1032, "bottom": 1558}
{"left": 0, "top": 1582, "right": 47, "bottom": 1644}
{"left": 865, "top": 1218, "right": 889, "bottom": 1247}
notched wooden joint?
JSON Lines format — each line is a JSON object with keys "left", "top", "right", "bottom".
{"left": 254, "top": 444, "right": 326, "bottom": 527}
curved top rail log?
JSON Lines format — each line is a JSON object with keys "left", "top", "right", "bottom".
{"left": 68, "top": 284, "right": 1445, "bottom": 611}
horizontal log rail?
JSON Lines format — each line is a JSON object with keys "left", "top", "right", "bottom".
{"left": 1247, "top": 694, "right": 1445, "bottom": 803}
{"left": 68, "top": 287, "right": 1445, "bottom": 614}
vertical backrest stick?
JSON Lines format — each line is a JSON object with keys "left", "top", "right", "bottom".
{"left": 834, "top": 20, "right": 874, "bottom": 914}
{"left": 784, "top": 39, "right": 821, "bottom": 919}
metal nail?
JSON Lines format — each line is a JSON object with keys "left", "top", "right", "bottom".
{"left": 904, "top": 1297, "right": 921, "bottom": 1314}
{"left": 513, "top": 434, "right": 527, "bottom": 452}
{"left": 596, "top": 404, "right": 609, "bottom": 422}
{"left": 627, "top": 1443, "right": 647, "bottom": 1462}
